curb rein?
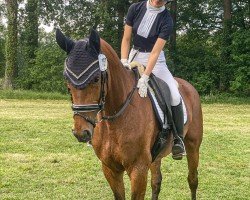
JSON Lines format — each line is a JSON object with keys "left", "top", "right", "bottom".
{"left": 72, "top": 66, "right": 139, "bottom": 128}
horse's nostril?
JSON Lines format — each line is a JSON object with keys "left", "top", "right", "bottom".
{"left": 83, "top": 130, "right": 91, "bottom": 135}
{"left": 82, "top": 130, "right": 92, "bottom": 142}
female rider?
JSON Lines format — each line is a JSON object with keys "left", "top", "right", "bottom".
{"left": 120, "top": 0, "right": 186, "bottom": 160}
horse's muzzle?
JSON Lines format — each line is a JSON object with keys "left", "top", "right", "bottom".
{"left": 72, "top": 129, "right": 92, "bottom": 143}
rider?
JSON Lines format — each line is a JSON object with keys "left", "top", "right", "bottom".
{"left": 121, "top": 0, "right": 186, "bottom": 160}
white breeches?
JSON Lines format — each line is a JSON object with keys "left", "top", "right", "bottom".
{"left": 129, "top": 49, "right": 181, "bottom": 106}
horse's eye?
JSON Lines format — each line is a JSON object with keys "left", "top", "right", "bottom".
{"left": 94, "top": 77, "right": 100, "bottom": 83}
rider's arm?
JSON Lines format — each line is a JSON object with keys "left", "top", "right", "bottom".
{"left": 143, "top": 11, "right": 173, "bottom": 76}
{"left": 144, "top": 38, "right": 166, "bottom": 76}
{"left": 121, "top": 25, "right": 132, "bottom": 60}
{"left": 121, "top": 3, "right": 136, "bottom": 60}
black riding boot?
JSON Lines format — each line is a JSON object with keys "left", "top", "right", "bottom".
{"left": 171, "top": 101, "right": 186, "bottom": 160}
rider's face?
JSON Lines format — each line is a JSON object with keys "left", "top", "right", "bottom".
{"left": 150, "top": 0, "right": 167, "bottom": 8}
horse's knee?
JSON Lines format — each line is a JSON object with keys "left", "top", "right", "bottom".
{"left": 128, "top": 165, "right": 149, "bottom": 200}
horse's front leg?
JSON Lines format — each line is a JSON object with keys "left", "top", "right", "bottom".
{"left": 128, "top": 162, "right": 150, "bottom": 200}
{"left": 150, "top": 159, "right": 162, "bottom": 200}
{"left": 102, "top": 163, "right": 125, "bottom": 200}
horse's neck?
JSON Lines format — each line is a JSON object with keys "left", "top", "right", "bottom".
{"left": 101, "top": 40, "right": 135, "bottom": 116}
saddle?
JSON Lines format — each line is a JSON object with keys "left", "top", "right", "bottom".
{"left": 130, "top": 61, "right": 187, "bottom": 161}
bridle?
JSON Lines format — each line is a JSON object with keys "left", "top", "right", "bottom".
{"left": 71, "top": 66, "right": 107, "bottom": 127}
{"left": 70, "top": 55, "right": 139, "bottom": 128}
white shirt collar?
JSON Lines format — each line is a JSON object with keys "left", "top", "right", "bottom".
{"left": 147, "top": 0, "right": 165, "bottom": 14}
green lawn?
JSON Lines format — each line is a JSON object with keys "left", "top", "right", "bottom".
{"left": 0, "top": 98, "right": 249, "bottom": 200}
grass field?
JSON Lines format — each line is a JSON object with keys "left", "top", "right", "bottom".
{"left": 0, "top": 94, "right": 249, "bottom": 200}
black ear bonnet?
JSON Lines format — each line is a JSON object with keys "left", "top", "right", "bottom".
{"left": 63, "top": 39, "right": 101, "bottom": 89}
{"left": 56, "top": 29, "right": 103, "bottom": 89}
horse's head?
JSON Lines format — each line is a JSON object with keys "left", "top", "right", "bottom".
{"left": 56, "top": 29, "right": 107, "bottom": 143}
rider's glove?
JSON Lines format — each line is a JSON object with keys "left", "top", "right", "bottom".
{"left": 137, "top": 74, "right": 149, "bottom": 98}
{"left": 121, "top": 59, "right": 131, "bottom": 69}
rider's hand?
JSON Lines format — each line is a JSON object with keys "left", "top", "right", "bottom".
{"left": 121, "top": 59, "right": 131, "bottom": 69}
{"left": 137, "top": 74, "right": 149, "bottom": 98}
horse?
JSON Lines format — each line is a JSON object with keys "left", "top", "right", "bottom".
{"left": 56, "top": 28, "right": 203, "bottom": 200}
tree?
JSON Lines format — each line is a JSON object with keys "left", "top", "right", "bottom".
{"left": 169, "top": 0, "right": 177, "bottom": 66}
{"left": 94, "top": 0, "right": 131, "bottom": 53}
{"left": 230, "top": 29, "right": 250, "bottom": 96}
{"left": 0, "top": 3, "right": 6, "bottom": 78}
{"left": 0, "top": 23, "right": 5, "bottom": 78}
{"left": 39, "top": 0, "right": 96, "bottom": 38}
{"left": 220, "top": 0, "right": 232, "bottom": 91}
{"left": 233, "top": 0, "right": 249, "bottom": 30}
{"left": 23, "top": 0, "right": 38, "bottom": 61}
{"left": 3, "top": 0, "right": 18, "bottom": 89}
{"left": 17, "top": 0, "right": 39, "bottom": 89}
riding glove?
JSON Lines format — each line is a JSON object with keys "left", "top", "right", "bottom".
{"left": 121, "top": 59, "right": 131, "bottom": 69}
{"left": 137, "top": 74, "right": 149, "bottom": 98}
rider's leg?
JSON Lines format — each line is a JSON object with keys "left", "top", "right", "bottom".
{"left": 171, "top": 100, "right": 186, "bottom": 160}
{"left": 151, "top": 58, "right": 186, "bottom": 160}
{"left": 130, "top": 51, "right": 186, "bottom": 159}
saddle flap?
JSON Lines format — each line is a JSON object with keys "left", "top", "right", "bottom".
{"left": 149, "top": 75, "right": 172, "bottom": 115}
{"left": 130, "top": 61, "right": 172, "bottom": 125}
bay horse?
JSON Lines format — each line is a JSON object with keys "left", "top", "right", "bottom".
{"left": 56, "top": 29, "right": 203, "bottom": 200}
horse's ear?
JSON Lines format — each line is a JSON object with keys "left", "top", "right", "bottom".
{"left": 55, "top": 29, "right": 75, "bottom": 54}
{"left": 88, "top": 29, "right": 100, "bottom": 55}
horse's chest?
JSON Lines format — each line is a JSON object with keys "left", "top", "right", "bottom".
{"left": 93, "top": 139, "right": 126, "bottom": 169}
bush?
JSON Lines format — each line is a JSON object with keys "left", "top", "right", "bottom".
{"left": 229, "top": 29, "right": 250, "bottom": 96}
{"left": 16, "top": 42, "right": 67, "bottom": 93}
{"left": 173, "top": 33, "right": 220, "bottom": 95}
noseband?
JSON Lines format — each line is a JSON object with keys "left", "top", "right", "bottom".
{"left": 72, "top": 68, "right": 107, "bottom": 127}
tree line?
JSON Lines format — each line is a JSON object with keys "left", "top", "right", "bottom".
{"left": 0, "top": 0, "right": 249, "bottom": 96}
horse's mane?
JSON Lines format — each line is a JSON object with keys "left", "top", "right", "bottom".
{"left": 99, "top": 38, "right": 136, "bottom": 105}
{"left": 100, "top": 39, "right": 122, "bottom": 69}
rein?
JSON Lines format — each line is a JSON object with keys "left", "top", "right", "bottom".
{"left": 72, "top": 66, "right": 139, "bottom": 127}
{"left": 102, "top": 67, "right": 139, "bottom": 121}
